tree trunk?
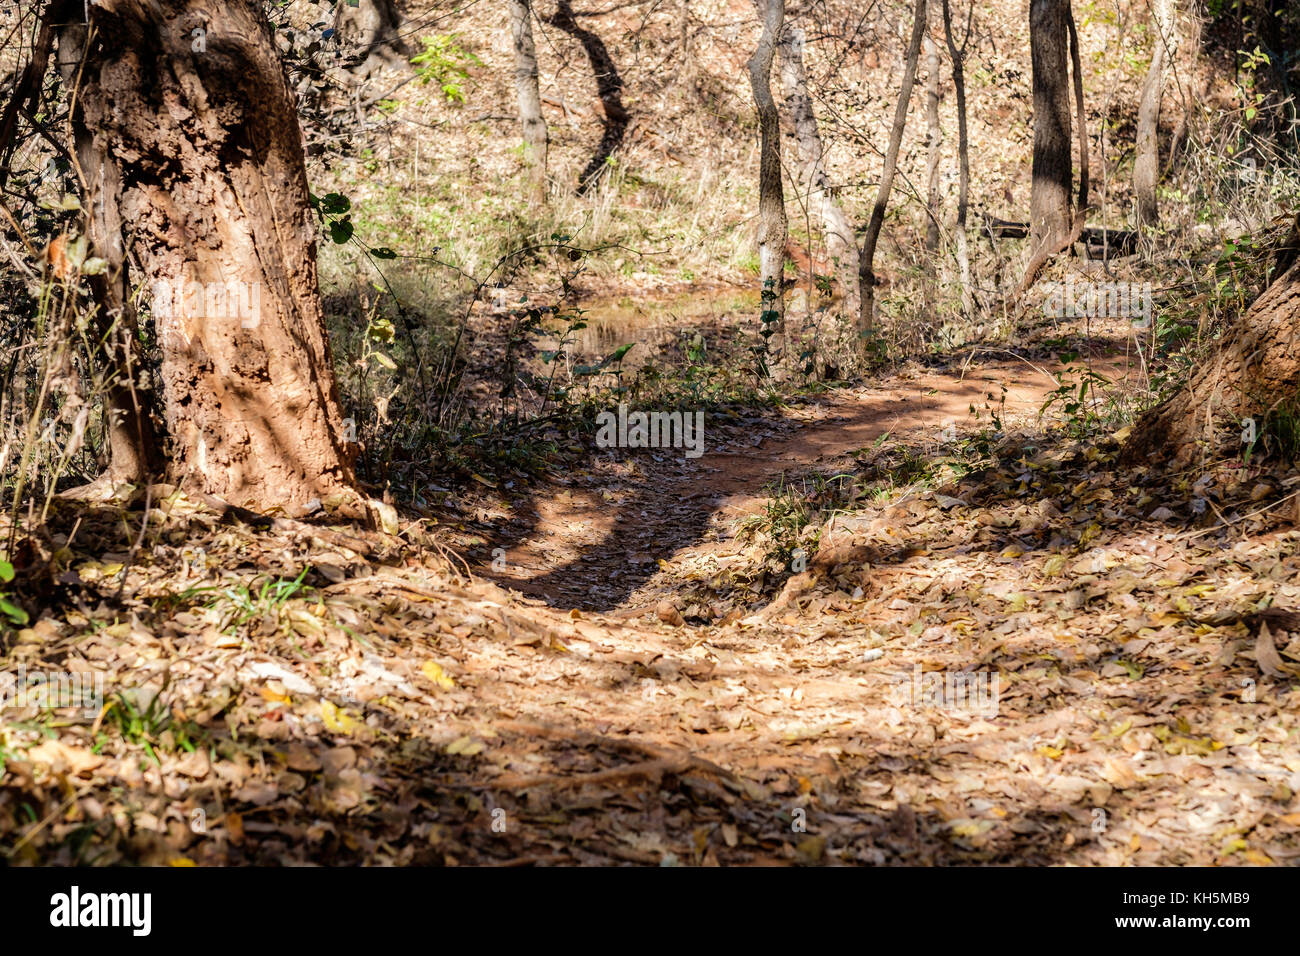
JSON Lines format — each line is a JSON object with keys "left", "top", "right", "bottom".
{"left": 748, "top": 0, "right": 787, "bottom": 359}
{"left": 942, "top": 0, "right": 973, "bottom": 316}
{"left": 923, "top": 32, "right": 942, "bottom": 256}
{"left": 777, "top": 24, "right": 861, "bottom": 319}
{"left": 1029, "top": 0, "right": 1073, "bottom": 256}
{"left": 1067, "top": 7, "right": 1088, "bottom": 213}
{"left": 922, "top": 27, "right": 943, "bottom": 324}
{"left": 859, "top": 0, "right": 927, "bottom": 332}
{"left": 67, "top": 0, "right": 357, "bottom": 511}
{"left": 334, "top": 0, "right": 408, "bottom": 78}
{"left": 1124, "top": 215, "right": 1300, "bottom": 468}
{"left": 1134, "top": 0, "right": 1175, "bottom": 229}
{"left": 508, "top": 0, "right": 548, "bottom": 201}
{"left": 1165, "top": 2, "right": 1202, "bottom": 177}
{"left": 52, "top": 16, "right": 162, "bottom": 492}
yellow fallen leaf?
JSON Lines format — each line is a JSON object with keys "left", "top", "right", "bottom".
{"left": 1036, "top": 745, "right": 1064, "bottom": 759}
{"left": 260, "top": 686, "right": 292, "bottom": 704}
{"left": 422, "top": 661, "right": 455, "bottom": 690}
{"left": 1244, "top": 849, "right": 1274, "bottom": 866}
{"left": 168, "top": 857, "right": 196, "bottom": 867}
{"left": 320, "top": 699, "right": 361, "bottom": 735}
{"left": 287, "top": 608, "right": 325, "bottom": 637}
{"left": 949, "top": 819, "right": 995, "bottom": 837}
{"left": 1041, "top": 555, "right": 1067, "bottom": 576}
{"left": 445, "top": 735, "right": 484, "bottom": 756}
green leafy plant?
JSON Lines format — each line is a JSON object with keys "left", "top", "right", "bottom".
{"left": 0, "top": 560, "right": 27, "bottom": 627}
{"left": 411, "top": 34, "right": 481, "bottom": 103}
{"left": 97, "top": 681, "right": 208, "bottom": 766}
{"left": 1041, "top": 365, "right": 1115, "bottom": 439}
{"left": 737, "top": 472, "right": 856, "bottom": 572}
{"left": 184, "top": 567, "right": 314, "bottom": 639}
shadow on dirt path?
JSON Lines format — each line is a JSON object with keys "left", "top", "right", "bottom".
{"left": 476, "top": 354, "right": 1137, "bottom": 611}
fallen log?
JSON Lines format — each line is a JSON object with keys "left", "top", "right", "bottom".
{"left": 980, "top": 214, "right": 1139, "bottom": 259}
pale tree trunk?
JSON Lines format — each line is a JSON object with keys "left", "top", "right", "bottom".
{"left": 777, "top": 25, "right": 860, "bottom": 319}
{"left": 1165, "top": 2, "right": 1203, "bottom": 177}
{"left": 67, "top": 0, "right": 357, "bottom": 511}
{"left": 748, "top": 0, "right": 787, "bottom": 359}
{"left": 942, "top": 0, "right": 973, "bottom": 315}
{"left": 859, "top": 0, "right": 927, "bottom": 332}
{"left": 334, "top": 0, "right": 408, "bottom": 78}
{"left": 922, "top": 28, "right": 943, "bottom": 324}
{"left": 923, "top": 32, "right": 942, "bottom": 256}
{"left": 1134, "top": 0, "right": 1175, "bottom": 229}
{"left": 1125, "top": 215, "right": 1300, "bottom": 467}
{"left": 1029, "top": 0, "right": 1073, "bottom": 256}
{"left": 508, "top": 0, "right": 548, "bottom": 201}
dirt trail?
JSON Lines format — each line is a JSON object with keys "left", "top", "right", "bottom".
{"left": 389, "top": 345, "right": 1300, "bottom": 867}
{"left": 21, "top": 350, "right": 1299, "bottom": 867}
{"left": 480, "top": 355, "right": 1126, "bottom": 612}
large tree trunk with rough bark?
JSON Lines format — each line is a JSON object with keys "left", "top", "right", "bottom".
{"left": 54, "top": 13, "right": 161, "bottom": 491}
{"left": 1134, "top": 0, "right": 1175, "bottom": 229}
{"left": 65, "top": 0, "right": 357, "bottom": 511}
{"left": 777, "top": 24, "right": 860, "bottom": 319}
{"left": 859, "top": 0, "right": 927, "bottom": 332}
{"left": 1029, "top": 0, "right": 1074, "bottom": 256}
{"left": 508, "top": 0, "right": 548, "bottom": 200}
{"left": 1124, "top": 216, "right": 1300, "bottom": 467}
{"left": 748, "top": 0, "right": 787, "bottom": 359}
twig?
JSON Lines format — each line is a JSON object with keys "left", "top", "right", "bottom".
{"left": 1175, "top": 489, "right": 1300, "bottom": 541}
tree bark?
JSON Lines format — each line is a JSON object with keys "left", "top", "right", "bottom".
{"left": 859, "top": 0, "right": 927, "bottom": 332}
{"left": 942, "top": 0, "right": 973, "bottom": 315}
{"left": 53, "top": 13, "right": 162, "bottom": 490}
{"left": 66, "top": 0, "right": 357, "bottom": 511}
{"left": 1165, "top": 2, "right": 1202, "bottom": 177}
{"left": 748, "top": 0, "right": 788, "bottom": 358}
{"left": 923, "top": 31, "right": 942, "bottom": 256}
{"left": 1134, "top": 0, "right": 1175, "bottom": 229}
{"left": 777, "top": 24, "right": 860, "bottom": 318}
{"left": 508, "top": 0, "right": 548, "bottom": 201}
{"left": 1067, "top": 7, "right": 1088, "bottom": 213}
{"left": 1124, "top": 215, "right": 1300, "bottom": 468}
{"left": 1029, "top": 0, "right": 1073, "bottom": 256}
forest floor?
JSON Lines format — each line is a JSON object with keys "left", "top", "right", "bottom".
{"left": 5, "top": 333, "right": 1300, "bottom": 866}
